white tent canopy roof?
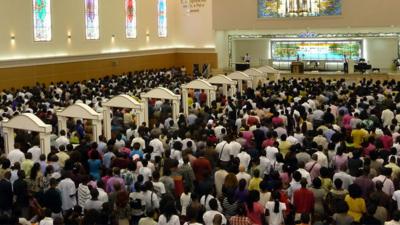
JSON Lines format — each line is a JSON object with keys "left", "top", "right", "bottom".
{"left": 258, "top": 66, "right": 280, "bottom": 74}
{"left": 57, "top": 103, "right": 103, "bottom": 120}
{"left": 103, "top": 94, "right": 142, "bottom": 109}
{"left": 208, "top": 75, "right": 237, "bottom": 85}
{"left": 227, "top": 71, "right": 252, "bottom": 81}
{"left": 3, "top": 113, "right": 52, "bottom": 133}
{"left": 182, "top": 79, "right": 217, "bottom": 90}
{"left": 243, "top": 68, "right": 264, "bottom": 77}
{"left": 140, "top": 87, "right": 181, "bottom": 100}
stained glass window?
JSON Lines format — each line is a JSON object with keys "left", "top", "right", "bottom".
{"left": 85, "top": 0, "right": 99, "bottom": 40}
{"left": 125, "top": 0, "right": 137, "bottom": 38}
{"left": 33, "top": 0, "right": 52, "bottom": 41}
{"left": 158, "top": 0, "right": 167, "bottom": 37}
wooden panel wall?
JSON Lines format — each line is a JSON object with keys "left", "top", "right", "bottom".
{"left": 0, "top": 52, "right": 218, "bottom": 90}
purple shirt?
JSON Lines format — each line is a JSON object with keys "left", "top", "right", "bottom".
{"left": 106, "top": 176, "right": 126, "bottom": 193}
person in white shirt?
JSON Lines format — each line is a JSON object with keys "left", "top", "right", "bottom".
{"left": 143, "top": 182, "right": 159, "bottom": 211}
{"left": 382, "top": 108, "right": 395, "bottom": 128}
{"left": 266, "top": 145, "right": 279, "bottom": 162}
{"left": 131, "top": 136, "right": 146, "bottom": 150}
{"left": 333, "top": 165, "right": 355, "bottom": 190}
{"left": 55, "top": 130, "right": 70, "bottom": 150}
{"left": 296, "top": 162, "right": 312, "bottom": 185}
{"left": 237, "top": 149, "right": 251, "bottom": 170}
{"left": 203, "top": 199, "right": 227, "bottom": 225}
{"left": 372, "top": 168, "right": 395, "bottom": 196}
{"left": 83, "top": 189, "right": 103, "bottom": 211}
{"left": 151, "top": 171, "right": 166, "bottom": 198}
{"left": 236, "top": 165, "right": 251, "bottom": 184}
{"left": 216, "top": 138, "right": 232, "bottom": 165}
{"left": 27, "top": 144, "right": 41, "bottom": 162}
{"left": 229, "top": 140, "right": 242, "bottom": 158}
{"left": 157, "top": 201, "right": 181, "bottom": 225}
{"left": 7, "top": 144, "right": 25, "bottom": 166}
{"left": 149, "top": 136, "right": 164, "bottom": 160}
{"left": 265, "top": 191, "right": 287, "bottom": 225}
{"left": 58, "top": 174, "right": 76, "bottom": 212}
{"left": 139, "top": 160, "right": 152, "bottom": 182}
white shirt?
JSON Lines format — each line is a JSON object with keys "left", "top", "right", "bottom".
{"left": 55, "top": 135, "right": 70, "bottom": 149}
{"left": 182, "top": 138, "right": 197, "bottom": 153}
{"left": 143, "top": 191, "right": 159, "bottom": 210}
{"left": 149, "top": 138, "right": 164, "bottom": 160}
{"left": 229, "top": 141, "right": 242, "bottom": 158}
{"left": 265, "top": 201, "right": 286, "bottom": 225}
{"left": 39, "top": 217, "right": 54, "bottom": 225}
{"left": 236, "top": 172, "right": 251, "bottom": 184}
{"left": 131, "top": 137, "right": 146, "bottom": 150}
{"left": 200, "top": 194, "right": 222, "bottom": 212}
{"left": 158, "top": 215, "right": 180, "bottom": 225}
{"left": 392, "top": 190, "right": 400, "bottom": 210}
{"left": 58, "top": 178, "right": 77, "bottom": 211}
{"left": 315, "top": 151, "right": 329, "bottom": 168}
{"left": 296, "top": 168, "right": 312, "bottom": 185}
{"left": 97, "top": 188, "right": 109, "bottom": 203}
{"left": 152, "top": 181, "right": 166, "bottom": 197}
{"left": 203, "top": 210, "right": 227, "bottom": 225}
{"left": 216, "top": 141, "right": 232, "bottom": 162}
{"left": 373, "top": 175, "right": 395, "bottom": 196}
{"left": 214, "top": 169, "right": 228, "bottom": 198}
{"left": 180, "top": 193, "right": 191, "bottom": 216}
{"left": 333, "top": 171, "right": 355, "bottom": 190}
{"left": 139, "top": 166, "right": 152, "bottom": 182}
{"left": 27, "top": 146, "right": 41, "bottom": 162}
{"left": 382, "top": 109, "right": 395, "bottom": 128}
{"left": 8, "top": 149, "right": 25, "bottom": 166}
{"left": 266, "top": 146, "right": 279, "bottom": 161}
{"left": 237, "top": 151, "right": 251, "bottom": 169}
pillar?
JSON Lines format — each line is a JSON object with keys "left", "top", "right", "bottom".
{"left": 57, "top": 116, "right": 68, "bottom": 135}
{"left": 206, "top": 89, "right": 211, "bottom": 106}
{"left": 222, "top": 84, "right": 228, "bottom": 97}
{"left": 143, "top": 98, "right": 149, "bottom": 126}
{"left": 39, "top": 132, "right": 51, "bottom": 156}
{"left": 182, "top": 88, "right": 189, "bottom": 116}
{"left": 172, "top": 99, "right": 180, "bottom": 122}
{"left": 103, "top": 106, "right": 112, "bottom": 141}
{"left": 229, "top": 84, "right": 236, "bottom": 97}
{"left": 92, "top": 119, "right": 102, "bottom": 143}
{"left": 3, "top": 127, "right": 14, "bottom": 154}
{"left": 209, "top": 89, "right": 216, "bottom": 103}
{"left": 137, "top": 104, "right": 145, "bottom": 126}
{"left": 238, "top": 80, "right": 243, "bottom": 93}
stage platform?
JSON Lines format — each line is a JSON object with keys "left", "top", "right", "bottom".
{"left": 275, "top": 71, "right": 400, "bottom": 82}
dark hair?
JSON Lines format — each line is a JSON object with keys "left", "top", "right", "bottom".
{"left": 272, "top": 191, "right": 281, "bottom": 213}
{"left": 30, "top": 162, "right": 41, "bottom": 180}
{"left": 334, "top": 178, "right": 343, "bottom": 189}
{"left": 312, "top": 177, "right": 322, "bottom": 189}
{"left": 348, "top": 184, "right": 362, "bottom": 198}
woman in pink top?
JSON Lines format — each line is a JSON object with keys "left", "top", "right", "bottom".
{"left": 245, "top": 190, "right": 266, "bottom": 225}
{"left": 333, "top": 147, "right": 348, "bottom": 172}
{"left": 380, "top": 129, "right": 393, "bottom": 151}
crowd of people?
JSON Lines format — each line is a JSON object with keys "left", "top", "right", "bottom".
{"left": 1, "top": 69, "right": 400, "bottom": 225}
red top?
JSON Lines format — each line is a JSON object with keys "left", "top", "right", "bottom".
{"left": 245, "top": 202, "right": 265, "bottom": 225}
{"left": 191, "top": 157, "right": 212, "bottom": 182}
{"left": 293, "top": 188, "right": 315, "bottom": 214}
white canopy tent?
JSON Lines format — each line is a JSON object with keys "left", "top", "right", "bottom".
{"left": 57, "top": 103, "right": 103, "bottom": 143}
{"left": 2, "top": 113, "right": 52, "bottom": 155}
{"left": 258, "top": 66, "right": 281, "bottom": 81}
{"left": 207, "top": 75, "right": 237, "bottom": 97}
{"left": 181, "top": 79, "right": 217, "bottom": 115}
{"left": 243, "top": 68, "right": 266, "bottom": 88}
{"left": 140, "top": 87, "right": 181, "bottom": 125}
{"left": 102, "top": 94, "right": 145, "bottom": 140}
{"left": 227, "top": 71, "right": 253, "bottom": 93}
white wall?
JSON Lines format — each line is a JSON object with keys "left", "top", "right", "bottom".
{"left": 0, "top": 0, "right": 216, "bottom": 63}
{"left": 232, "top": 39, "right": 269, "bottom": 67}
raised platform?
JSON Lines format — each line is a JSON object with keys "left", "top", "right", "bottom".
{"left": 276, "top": 71, "right": 400, "bottom": 82}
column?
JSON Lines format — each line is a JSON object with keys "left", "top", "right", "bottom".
{"left": 172, "top": 100, "right": 180, "bottom": 122}
{"left": 206, "top": 89, "right": 211, "bottom": 106}
{"left": 230, "top": 84, "right": 237, "bottom": 97}
{"left": 222, "top": 84, "right": 228, "bottom": 97}
{"left": 182, "top": 88, "right": 189, "bottom": 116}
{"left": 92, "top": 119, "right": 102, "bottom": 143}
{"left": 57, "top": 116, "right": 68, "bottom": 135}
{"left": 3, "top": 127, "right": 14, "bottom": 155}
{"left": 39, "top": 132, "right": 51, "bottom": 156}
{"left": 142, "top": 98, "right": 149, "bottom": 126}
{"left": 209, "top": 89, "right": 216, "bottom": 103}
{"left": 238, "top": 80, "right": 243, "bottom": 93}
{"left": 137, "top": 104, "right": 145, "bottom": 125}
{"left": 102, "top": 106, "right": 112, "bottom": 141}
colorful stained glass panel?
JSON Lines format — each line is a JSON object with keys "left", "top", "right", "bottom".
{"left": 85, "top": 0, "right": 99, "bottom": 40}
{"left": 158, "top": 0, "right": 167, "bottom": 37}
{"left": 33, "top": 0, "right": 52, "bottom": 41}
{"left": 126, "top": 0, "right": 137, "bottom": 38}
